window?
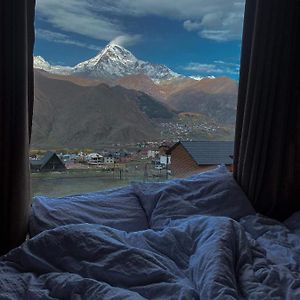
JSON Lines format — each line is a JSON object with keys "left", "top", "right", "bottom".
{"left": 31, "top": 0, "right": 245, "bottom": 197}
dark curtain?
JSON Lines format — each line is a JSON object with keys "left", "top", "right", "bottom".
{"left": 0, "top": 0, "right": 35, "bottom": 255}
{"left": 234, "top": 0, "right": 300, "bottom": 220}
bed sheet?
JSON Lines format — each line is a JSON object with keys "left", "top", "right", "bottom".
{"left": 2, "top": 167, "right": 297, "bottom": 299}
{"left": 2, "top": 214, "right": 300, "bottom": 299}
{"left": 30, "top": 166, "right": 254, "bottom": 236}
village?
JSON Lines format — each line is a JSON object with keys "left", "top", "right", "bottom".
{"left": 30, "top": 140, "right": 234, "bottom": 197}
{"left": 30, "top": 142, "right": 171, "bottom": 175}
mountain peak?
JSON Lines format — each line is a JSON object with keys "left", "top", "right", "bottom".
{"left": 99, "top": 43, "right": 138, "bottom": 63}
{"left": 72, "top": 43, "right": 179, "bottom": 81}
{"left": 34, "top": 56, "right": 72, "bottom": 75}
{"left": 91, "top": 43, "right": 130, "bottom": 62}
{"left": 34, "top": 43, "right": 181, "bottom": 81}
{"left": 34, "top": 56, "right": 51, "bottom": 70}
{"left": 106, "top": 42, "right": 126, "bottom": 51}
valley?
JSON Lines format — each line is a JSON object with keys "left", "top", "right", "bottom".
{"left": 32, "top": 43, "right": 237, "bottom": 150}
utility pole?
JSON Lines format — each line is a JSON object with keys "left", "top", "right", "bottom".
{"left": 165, "top": 155, "right": 169, "bottom": 180}
{"left": 143, "top": 163, "right": 148, "bottom": 182}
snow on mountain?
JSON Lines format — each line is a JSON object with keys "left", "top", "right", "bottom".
{"left": 34, "top": 56, "right": 72, "bottom": 75}
{"left": 73, "top": 43, "right": 180, "bottom": 81}
{"left": 34, "top": 43, "right": 180, "bottom": 82}
{"left": 190, "top": 75, "right": 216, "bottom": 81}
{"left": 34, "top": 44, "right": 218, "bottom": 82}
{"left": 34, "top": 56, "right": 51, "bottom": 70}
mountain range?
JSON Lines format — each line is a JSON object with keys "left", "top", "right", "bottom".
{"left": 32, "top": 43, "right": 238, "bottom": 148}
{"left": 34, "top": 43, "right": 179, "bottom": 82}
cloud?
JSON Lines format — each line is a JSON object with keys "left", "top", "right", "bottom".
{"left": 184, "top": 60, "right": 240, "bottom": 76}
{"left": 36, "top": 0, "right": 245, "bottom": 44}
{"left": 185, "top": 63, "right": 224, "bottom": 74}
{"left": 214, "top": 60, "right": 240, "bottom": 68}
{"left": 36, "top": 29, "right": 101, "bottom": 51}
{"left": 183, "top": 20, "right": 202, "bottom": 32}
{"left": 183, "top": 8, "right": 244, "bottom": 41}
{"left": 110, "top": 34, "right": 142, "bottom": 47}
{"left": 35, "top": 0, "right": 140, "bottom": 45}
{"left": 90, "top": 0, "right": 245, "bottom": 41}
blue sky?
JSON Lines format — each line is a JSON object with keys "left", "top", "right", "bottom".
{"left": 34, "top": 0, "right": 245, "bottom": 80}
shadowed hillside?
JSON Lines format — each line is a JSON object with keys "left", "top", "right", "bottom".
{"left": 32, "top": 71, "right": 175, "bottom": 148}
{"left": 165, "top": 78, "right": 238, "bottom": 124}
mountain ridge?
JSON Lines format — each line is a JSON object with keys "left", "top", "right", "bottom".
{"left": 32, "top": 70, "right": 178, "bottom": 148}
{"left": 34, "top": 43, "right": 181, "bottom": 82}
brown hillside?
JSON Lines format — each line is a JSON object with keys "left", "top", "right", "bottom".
{"left": 114, "top": 74, "right": 164, "bottom": 100}
{"left": 34, "top": 69, "right": 108, "bottom": 87}
{"left": 167, "top": 77, "right": 238, "bottom": 124}
{"left": 32, "top": 72, "right": 163, "bottom": 149}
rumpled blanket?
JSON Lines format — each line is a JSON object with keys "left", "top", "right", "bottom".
{"left": 1, "top": 214, "right": 300, "bottom": 299}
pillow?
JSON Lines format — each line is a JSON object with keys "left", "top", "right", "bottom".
{"left": 29, "top": 186, "right": 149, "bottom": 237}
{"left": 133, "top": 166, "right": 255, "bottom": 230}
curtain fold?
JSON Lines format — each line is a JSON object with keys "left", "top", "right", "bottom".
{"left": 234, "top": 0, "right": 300, "bottom": 220}
{"left": 0, "top": 0, "right": 35, "bottom": 255}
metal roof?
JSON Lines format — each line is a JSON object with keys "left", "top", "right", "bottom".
{"left": 30, "top": 160, "right": 42, "bottom": 166}
{"left": 30, "top": 151, "right": 64, "bottom": 169}
{"left": 169, "top": 141, "right": 234, "bottom": 165}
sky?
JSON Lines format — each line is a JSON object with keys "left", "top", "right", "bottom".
{"left": 34, "top": 0, "right": 245, "bottom": 80}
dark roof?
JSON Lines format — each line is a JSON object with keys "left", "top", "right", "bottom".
{"left": 30, "top": 160, "right": 42, "bottom": 167}
{"left": 30, "top": 151, "right": 64, "bottom": 169}
{"left": 167, "top": 141, "right": 234, "bottom": 165}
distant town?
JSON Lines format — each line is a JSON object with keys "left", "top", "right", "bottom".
{"left": 30, "top": 140, "right": 234, "bottom": 197}
{"left": 30, "top": 141, "right": 171, "bottom": 176}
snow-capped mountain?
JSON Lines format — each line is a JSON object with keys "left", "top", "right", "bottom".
{"left": 73, "top": 43, "right": 180, "bottom": 81}
{"left": 34, "top": 43, "right": 180, "bottom": 82}
{"left": 34, "top": 56, "right": 51, "bottom": 70}
{"left": 34, "top": 56, "right": 72, "bottom": 75}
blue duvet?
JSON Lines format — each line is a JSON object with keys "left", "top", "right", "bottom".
{"left": 1, "top": 167, "right": 300, "bottom": 299}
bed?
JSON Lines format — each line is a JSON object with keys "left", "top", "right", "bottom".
{"left": 1, "top": 166, "right": 300, "bottom": 299}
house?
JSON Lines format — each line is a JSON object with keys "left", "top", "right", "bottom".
{"left": 147, "top": 150, "right": 158, "bottom": 158}
{"left": 86, "top": 153, "right": 103, "bottom": 165}
{"left": 167, "top": 141, "right": 234, "bottom": 177}
{"left": 30, "top": 151, "right": 66, "bottom": 172}
{"left": 158, "top": 143, "right": 172, "bottom": 166}
{"left": 158, "top": 143, "right": 171, "bottom": 155}
{"left": 114, "top": 150, "right": 129, "bottom": 158}
{"left": 160, "top": 155, "right": 171, "bottom": 166}
{"left": 104, "top": 155, "right": 115, "bottom": 164}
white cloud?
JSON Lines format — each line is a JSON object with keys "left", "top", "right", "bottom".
{"left": 35, "top": 0, "right": 139, "bottom": 45}
{"left": 200, "top": 30, "right": 231, "bottom": 42}
{"left": 185, "top": 63, "right": 224, "bottom": 74}
{"left": 183, "top": 20, "right": 202, "bottom": 32}
{"left": 184, "top": 8, "right": 244, "bottom": 41}
{"left": 110, "top": 34, "right": 142, "bottom": 47}
{"left": 90, "top": 0, "right": 245, "bottom": 41}
{"left": 36, "top": 29, "right": 101, "bottom": 51}
{"left": 36, "top": 0, "right": 245, "bottom": 44}
{"left": 184, "top": 61, "right": 240, "bottom": 76}
{"left": 214, "top": 60, "right": 240, "bottom": 68}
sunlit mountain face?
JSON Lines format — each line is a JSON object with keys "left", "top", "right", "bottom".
{"left": 35, "top": 43, "right": 180, "bottom": 82}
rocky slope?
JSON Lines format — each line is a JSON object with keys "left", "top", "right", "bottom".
{"left": 166, "top": 77, "right": 238, "bottom": 124}
{"left": 32, "top": 71, "right": 175, "bottom": 148}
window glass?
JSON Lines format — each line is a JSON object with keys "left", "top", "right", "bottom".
{"left": 32, "top": 0, "right": 244, "bottom": 197}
